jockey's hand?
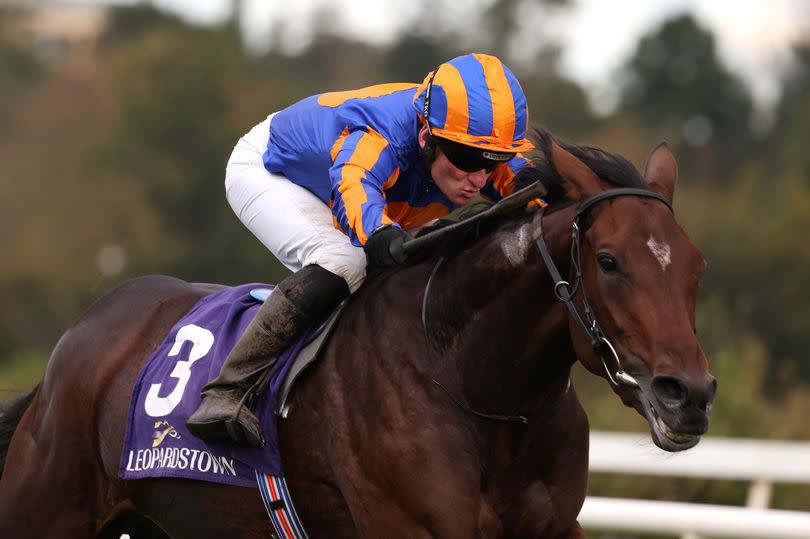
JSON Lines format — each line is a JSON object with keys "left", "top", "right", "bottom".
{"left": 364, "top": 225, "right": 411, "bottom": 268}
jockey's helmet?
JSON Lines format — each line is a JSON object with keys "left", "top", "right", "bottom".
{"left": 413, "top": 53, "right": 534, "bottom": 155}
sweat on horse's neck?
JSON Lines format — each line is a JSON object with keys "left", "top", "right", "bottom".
{"left": 420, "top": 206, "right": 579, "bottom": 412}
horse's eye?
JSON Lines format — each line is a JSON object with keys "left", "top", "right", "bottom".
{"left": 597, "top": 253, "right": 618, "bottom": 272}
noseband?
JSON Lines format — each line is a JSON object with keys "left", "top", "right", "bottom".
{"left": 535, "top": 188, "right": 674, "bottom": 388}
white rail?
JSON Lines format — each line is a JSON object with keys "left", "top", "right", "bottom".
{"left": 581, "top": 431, "right": 810, "bottom": 538}
{"left": 125, "top": 431, "right": 810, "bottom": 538}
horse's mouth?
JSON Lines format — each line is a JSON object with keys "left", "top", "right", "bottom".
{"left": 645, "top": 401, "right": 700, "bottom": 451}
{"left": 639, "top": 393, "right": 701, "bottom": 451}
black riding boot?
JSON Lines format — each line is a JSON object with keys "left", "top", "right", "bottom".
{"left": 186, "top": 265, "right": 350, "bottom": 447}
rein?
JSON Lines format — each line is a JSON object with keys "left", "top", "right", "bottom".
{"left": 416, "top": 186, "right": 672, "bottom": 422}
{"left": 535, "top": 188, "right": 674, "bottom": 388}
{"left": 421, "top": 257, "right": 528, "bottom": 424}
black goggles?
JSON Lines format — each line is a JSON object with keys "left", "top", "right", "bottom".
{"left": 436, "top": 138, "right": 515, "bottom": 173}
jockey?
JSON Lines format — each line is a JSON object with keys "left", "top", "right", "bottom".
{"left": 186, "top": 53, "right": 535, "bottom": 447}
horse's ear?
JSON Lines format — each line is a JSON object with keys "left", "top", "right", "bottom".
{"left": 643, "top": 141, "right": 677, "bottom": 203}
{"left": 549, "top": 141, "right": 601, "bottom": 200}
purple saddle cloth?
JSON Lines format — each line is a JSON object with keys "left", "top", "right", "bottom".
{"left": 119, "top": 283, "right": 308, "bottom": 487}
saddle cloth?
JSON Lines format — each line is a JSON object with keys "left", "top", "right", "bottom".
{"left": 119, "top": 283, "right": 338, "bottom": 487}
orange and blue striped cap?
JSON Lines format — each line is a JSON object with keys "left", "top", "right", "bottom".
{"left": 413, "top": 53, "right": 534, "bottom": 153}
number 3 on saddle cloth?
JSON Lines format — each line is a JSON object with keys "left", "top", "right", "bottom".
{"left": 119, "top": 283, "right": 343, "bottom": 539}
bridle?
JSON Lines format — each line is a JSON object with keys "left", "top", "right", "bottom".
{"left": 422, "top": 255, "right": 529, "bottom": 424}
{"left": 418, "top": 185, "right": 673, "bottom": 424}
{"left": 535, "top": 187, "right": 674, "bottom": 388}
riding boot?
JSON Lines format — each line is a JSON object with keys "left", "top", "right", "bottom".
{"left": 186, "top": 265, "right": 350, "bottom": 447}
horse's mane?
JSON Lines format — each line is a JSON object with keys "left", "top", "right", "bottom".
{"left": 379, "top": 128, "right": 651, "bottom": 273}
{"left": 515, "top": 127, "right": 648, "bottom": 205}
{"left": 445, "top": 128, "right": 648, "bottom": 247}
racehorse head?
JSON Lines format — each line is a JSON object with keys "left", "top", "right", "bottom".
{"left": 537, "top": 131, "right": 716, "bottom": 451}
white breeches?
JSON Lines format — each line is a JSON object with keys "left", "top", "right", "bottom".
{"left": 224, "top": 114, "right": 367, "bottom": 293}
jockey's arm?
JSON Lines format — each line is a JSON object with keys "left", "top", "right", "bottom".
{"left": 328, "top": 127, "right": 401, "bottom": 246}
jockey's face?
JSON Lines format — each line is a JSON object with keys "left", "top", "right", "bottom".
{"left": 419, "top": 125, "right": 489, "bottom": 206}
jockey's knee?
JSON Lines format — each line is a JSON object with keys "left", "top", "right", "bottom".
{"left": 310, "top": 246, "right": 367, "bottom": 294}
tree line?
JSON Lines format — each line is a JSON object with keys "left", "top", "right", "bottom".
{"left": 1, "top": 4, "right": 810, "bottom": 433}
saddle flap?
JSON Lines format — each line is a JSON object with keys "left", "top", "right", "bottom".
{"left": 276, "top": 299, "right": 348, "bottom": 416}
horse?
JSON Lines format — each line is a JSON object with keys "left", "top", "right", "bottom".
{"left": 0, "top": 130, "right": 715, "bottom": 538}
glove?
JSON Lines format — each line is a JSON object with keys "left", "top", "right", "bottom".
{"left": 364, "top": 225, "right": 411, "bottom": 269}
{"left": 415, "top": 199, "right": 494, "bottom": 238}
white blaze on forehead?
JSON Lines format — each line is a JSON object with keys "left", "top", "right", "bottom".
{"left": 501, "top": 224, "right": 532, "bottom": 266}
{"left": 647, "top": 236, "right": 672, "bottom": 271}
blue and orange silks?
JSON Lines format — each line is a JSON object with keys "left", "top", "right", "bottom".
{"left": 263, "top": 82, "right": 529, "bottom": 246}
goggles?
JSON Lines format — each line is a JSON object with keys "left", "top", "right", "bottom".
{"left": 437, "top": 138, "right": 514, "bottom": 173}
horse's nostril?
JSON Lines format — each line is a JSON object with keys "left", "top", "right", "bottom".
{"left": 652, "top": 376, "right": 687, "bottom": 407}
{"left": 699, "top": 376, "right": 718, "bottom": 412}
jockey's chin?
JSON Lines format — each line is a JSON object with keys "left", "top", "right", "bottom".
{"left": 452, "top": 189, "right": 480, "bottom": 205}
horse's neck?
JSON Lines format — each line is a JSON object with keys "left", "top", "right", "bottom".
{"left": 426, "top": 207, "right": 577, "bottom": 411}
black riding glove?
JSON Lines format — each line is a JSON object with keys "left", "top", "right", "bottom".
{"left": 364, "top": 225, "right": 411, "bottom": 269}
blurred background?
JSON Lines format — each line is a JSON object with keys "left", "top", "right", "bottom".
{"left": 2, "top": 0, "right": 810, "bottom": 534}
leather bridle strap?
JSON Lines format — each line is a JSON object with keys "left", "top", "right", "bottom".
{"left": 536, "top": 213, "right": 597, "bottom": 347}
{"left": 573, "top": 188, "right": 673, "bottom": 221}
{"left": 535, "top": 188, "right": 673, "bottom": 387}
